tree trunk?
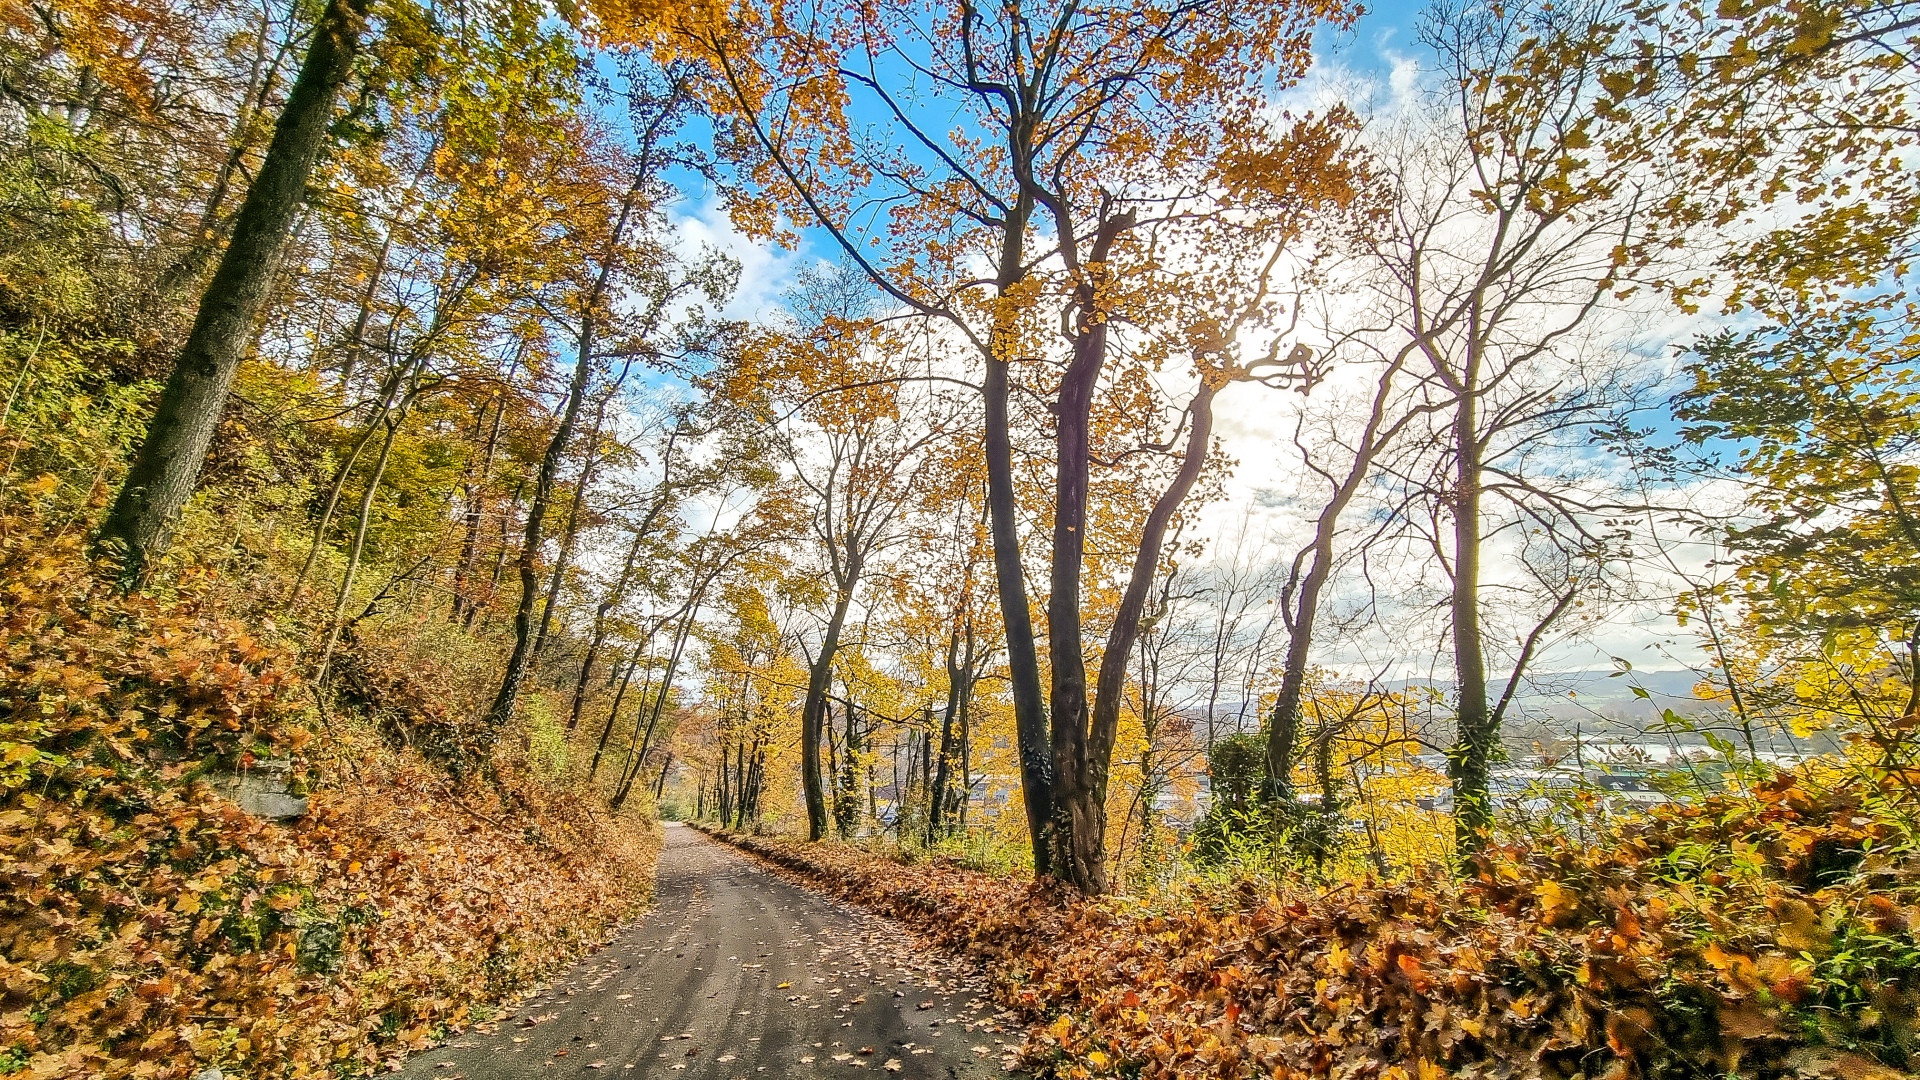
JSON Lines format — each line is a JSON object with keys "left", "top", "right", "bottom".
{"left": 980, "top": 190, "right": 1054, "bottom": 876}
{"left": 1266, "top": 353, "right": 1412, "bottom": 804}
{"left": 833, "top": 691, "right": 861, "bottom": 838}
{"left": 1449, "top": 377, "right": 1493, "bottom": 856}
{"left": 483, "top": 341, "right": 593, "bottom": 733}
{"left": 484, "top": 178, "right": 645, "bottom": 733}
{"left": 335, "top": 226, "right": 394, "bottom": 393}
{"left": 100, "top": 0, "right": 370, "bottom": 582}
{"left": 568, "top": 430, "right": 680, "bottom": 728}
{"left": 532, "top": 369, "right": 630, "bottom": 664}
{"left": 588, "top": 646, "right": 640, "bottom": 780}
{"left": 452, "top": 376, "right": 510, "bottom": 621}
{"left": 1075, "top": 374, "right": 1219, "bottom": 894}
{"left": 1042, "top": 212, "right": 1135, "bottom": 893}
{"left": 313, "top": 407, "right": 401, "bottom": 686}
{"left": 569, "top": 528, "right": 644, "bottom": 731}
{"left": 612, "top": 588, "right": 704, "bottom": 808}
{"left": 288, "top": 357, "right": 410, "bottom": 599}
{"left": 927, "top": 628, "right": 964, "bottom": 843}
{"left": 800, "top": 556, "right": 859, "bottom": 840}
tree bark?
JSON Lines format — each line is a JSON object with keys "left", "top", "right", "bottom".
{"left": 800, "top": 554, "right": 858, "bottom": 840}
{"left": 100, "top": 0, "right": 370, "bottom": 582}
{"left": 1074, "top": 375, "right": 1220, "bottom": 893}
{"left": 484, "top": 177, "right": 645, "bottom": 733}
{"left": 1449, "top": 371, "right": 1492, "bottom": 856}
{"left": 1041, "top": 211, "right": 1134, "bottom": 893}
{"left": 1266, "top": 353, "right": 1415, "bottom": 804}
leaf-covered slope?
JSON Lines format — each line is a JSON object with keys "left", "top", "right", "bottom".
{"left": 0, "top": 527, "right": 662, "bottom": 1079}
{"left": 701, "top": 777, "right": 1917, "bottom": 1080}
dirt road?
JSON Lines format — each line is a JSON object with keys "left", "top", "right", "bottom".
{"left": 393, "top": 823, "right": 1023, "bottom": 1079}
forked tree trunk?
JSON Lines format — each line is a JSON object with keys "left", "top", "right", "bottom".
{"left": 1041, "top": 212, "right": 1135, "bottom": 893}
{"left": 1069, "top": 373, "right": 1219, "bottom": 894}
{"left": 800, "top": 557, "right": 857, "bottom": 840}
{"left": 100, "top": 0, "right": 371, "bottom": 582}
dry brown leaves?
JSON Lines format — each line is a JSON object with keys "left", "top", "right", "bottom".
{"left": 700, "top": 775, "right": 1919, "bottom": 1080}
{"left": 0, "top": 527, "right": 661, "bottom": 1078}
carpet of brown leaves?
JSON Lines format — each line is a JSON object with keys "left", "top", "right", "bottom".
{"left": 0, "top": 528, "right": 661, "bottom": 1079}
{"left": 703, "top": 774, "right": 1918, "bottom": 1080}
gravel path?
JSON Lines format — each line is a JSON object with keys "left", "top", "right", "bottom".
{"left": 392, "top": 823, "right": 1024, "bottom": 1079}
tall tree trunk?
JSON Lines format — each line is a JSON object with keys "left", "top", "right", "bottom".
{"left": 484, "top": 348, "right": 592, "bottom": 732}
{"left": 484, "top": 178, "right": 645, "bottom": 733}
{"left": 452, "top": 369, "right": 513, "bottom": 621}
{"left": 1449, "top": 375, "right": 1492, "bottom": 856}
{"left": 800, "top": 554, "right": 859, "bottom": 840}
{"left": 980, "top": 190, "right": 1054, "bottom": 876}
{"left": 1073, "top": 373, "right": 1219, "bottom": 894}
{"left": 1266, "top": 352, "right": 1412, "bottom": 804}
{"left": 100, "top": 0, "right": 370, "bottom": 582}
{"left": 1042, "top": 212, "right": 1134, "bottom": 893}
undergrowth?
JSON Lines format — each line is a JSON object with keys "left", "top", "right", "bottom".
{"left": 700, "top": 765, "right": 1920, "bottom": 1080}
{"left": 0, "top": 524, "right": 662, "bottom": 1079}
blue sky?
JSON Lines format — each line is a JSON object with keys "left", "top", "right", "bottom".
{"left": 654, "top": 0, "right": 1440, "bottom": 323}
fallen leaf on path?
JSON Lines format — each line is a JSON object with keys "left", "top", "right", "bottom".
{"left": 882, "top": 1059, "right": 902, "bottom": 1072}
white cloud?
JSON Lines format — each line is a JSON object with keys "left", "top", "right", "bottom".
{"left": 667, "top": 190, "right": 819, "bottom": 323}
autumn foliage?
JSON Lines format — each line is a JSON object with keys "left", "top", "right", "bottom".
{"left": 700, "top": 768, "right": 1917, "bottom": 1080}
{"left": 0, "top": 525, "right": 660, "bottom": 1079}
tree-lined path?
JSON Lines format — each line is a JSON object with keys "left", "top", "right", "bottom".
{"left": 395, "top": 825, "right": 1020, "bottom": 1079}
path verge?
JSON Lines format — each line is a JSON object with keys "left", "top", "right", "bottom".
{"left": 690, "top": 792, "right": 1913, "bottom": 1080}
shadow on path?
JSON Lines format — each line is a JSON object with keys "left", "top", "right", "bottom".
{"left": 392, "top": 823, "right": 1025, "bottom": 1079}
